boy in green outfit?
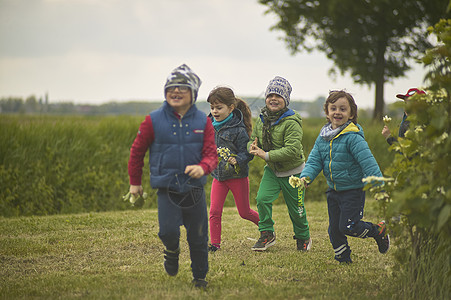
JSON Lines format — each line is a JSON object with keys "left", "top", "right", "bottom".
{"left": 248, "top": 76, "right": 311, "bottom": 251}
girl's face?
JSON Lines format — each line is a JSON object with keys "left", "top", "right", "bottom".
{"left": 210, "top": 101, "right": 234, "bottom": 122}
{"left": 265, "top": 93, "right": 286, "bottom": 112}
{"left": 326, "top": 97, "right": 354, "bottom": 129}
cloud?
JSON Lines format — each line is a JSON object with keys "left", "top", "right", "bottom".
{"left": 0, "top": 0, "right": 427, "bottom": 108}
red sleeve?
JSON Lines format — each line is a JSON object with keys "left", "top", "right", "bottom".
{"left": 199, "top": 117, "right": 218, "bottom": 175}
{"left": 128, "top": 115, "right": 154, "bottom": 185}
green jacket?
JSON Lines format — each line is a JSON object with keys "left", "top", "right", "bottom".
{"left": 248, "top": 109, "right": 305, "bottom": 173}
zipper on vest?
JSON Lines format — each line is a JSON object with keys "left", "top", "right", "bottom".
{"left": 179, "top": 118, "right": 184, "bottom": 169}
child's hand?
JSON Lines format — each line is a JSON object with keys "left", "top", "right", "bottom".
{"left": 250, "top": 147, "right": 266, "bottom": 159}
{"left": 250, "top": 138, "right": 258, "bottom": 151}
{"left": 130, "top": 185, "right": 143, "bottom": 197}
{"left": 228, "top": 157, "right": 237, "bottom": 165}
{"left": 124, "top": 187, "right": 147, "bottom": 208}
{"left": 185, "top": 165, "right": 205, "bottom": 179}
{"left": 300, "top": 177, "right": 309, "bottom": 188}
{"left": 381, "top": 125, "right": 391, "bottom": 139}
{"left": 249, "top": 138, "right": 266, "bottom": 159}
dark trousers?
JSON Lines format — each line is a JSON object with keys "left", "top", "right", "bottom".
{"left": 157, "top": 188, "right": 209, "bottom": 279}
{"left": 326, "top": 188, "right": 377, "bottom": 261}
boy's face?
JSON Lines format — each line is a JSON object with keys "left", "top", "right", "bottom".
{"left": 326, "top": 97, "right": 354, "bottom": 129}
{"left": 165, "top": 86, "right": 192, "bottom": 113}
{"left": 265, "top": 93, "right": 286, "bottom": 112}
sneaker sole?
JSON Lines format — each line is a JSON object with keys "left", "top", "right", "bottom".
{"left": 304, "top": 238, "right": 312, "bottom": 251}
{"left": 251, "top": 239, "right": 276, "bottom": 251}
{"left": 164, "top": 262, "right": 179, "bottom": 276}
{"left": 381, "top": 234, "right": 390, "bottom": 254}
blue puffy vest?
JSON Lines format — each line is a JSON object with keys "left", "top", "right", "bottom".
{"left": 149, "top": 102, "right": 207, "bottom": 192}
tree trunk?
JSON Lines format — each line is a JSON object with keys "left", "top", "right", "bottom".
{"left": 373, "top": 77, "right": 384, "bottom": 120}
{"left": 373, "top": 42, "right": 386, "bottom": 120}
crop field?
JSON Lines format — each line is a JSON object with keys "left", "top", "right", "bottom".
{"left": 0, "top": 114, "right": 394, "bottom": 217}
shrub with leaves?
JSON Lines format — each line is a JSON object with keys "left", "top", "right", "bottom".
{"left": 373, "top": 19, "right": 450, "bottom": 299}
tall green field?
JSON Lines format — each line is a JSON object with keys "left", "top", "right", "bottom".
{"left": 0, "top": 114, "right": 394, "bottom": 217}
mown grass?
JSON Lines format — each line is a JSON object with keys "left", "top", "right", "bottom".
{"left": 0, "top": 199, "right": 396, "bottom": 299}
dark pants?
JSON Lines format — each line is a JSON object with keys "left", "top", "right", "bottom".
{"left": 157, "top": 188, "right": 209, "bottom": 279}
{"left": 326, "top": 188, "right": 378, "bottom": 262}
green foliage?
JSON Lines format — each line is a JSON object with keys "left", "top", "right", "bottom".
{"left": 0, "top": 115, "right": 155, "bottom": 216}
{"left": 0, "top": 114, "right": 391, "bottom": 217}
{"left": 371, "top": 19, "right": 451, "bottom": 299}
{"left": 258, "top": 0, "right": 449, "bottom": 119}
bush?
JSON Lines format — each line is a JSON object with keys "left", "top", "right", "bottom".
{"left": 370, "top": 19, "right": 451, "bottom": 299}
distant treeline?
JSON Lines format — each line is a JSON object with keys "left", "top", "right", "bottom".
{"left": 0, "top": 95, "right": 162, "bottom": 115}
{"left": 0, "top": 95, "right": 340, "bottom": 118}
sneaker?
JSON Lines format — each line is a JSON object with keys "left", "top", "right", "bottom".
{"left": 208, "top": 244, "right": 220, "bottom": 252}
{"left": 251, "top": 231, "right": 275, "bottom": 251}
{"left": 339, "top": 257, "right": 353, "bottom": 264}
{"left": 192, "top": 278, "right": 208, "bottom": 289}
{"left": 294, "top": 236, "right": 312, "bottom": 251}
{"left": 374, "top": 221, "right": 390, "bottom": 254}
{"left": 334, "top": 245, "right": 352, "bottom": 263}
{"left": 163, "top": 248, "right": 179, "bottom": 276}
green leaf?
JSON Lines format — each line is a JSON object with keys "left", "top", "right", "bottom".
{"left": 437, "top": 204, "right": 451, "bottom": 231}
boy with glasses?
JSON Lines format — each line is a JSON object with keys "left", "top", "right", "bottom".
{"left": 127, "top": 64, "right": 217, "bottom": 288}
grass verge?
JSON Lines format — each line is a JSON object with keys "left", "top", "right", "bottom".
{"left": 0, "top": 200, "right": 396, "bottom": 299}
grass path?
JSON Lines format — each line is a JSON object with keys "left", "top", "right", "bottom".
{"left": 0, "top": 199, "right": 396, "bottom": 299}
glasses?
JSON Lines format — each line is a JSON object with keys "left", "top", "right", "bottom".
{"left": 166, "top": 86, "right": 190, "bottom": 93}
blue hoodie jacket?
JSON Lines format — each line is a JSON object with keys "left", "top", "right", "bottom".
{"left": 300, "top": 122, "right": 382, "bottom": 191}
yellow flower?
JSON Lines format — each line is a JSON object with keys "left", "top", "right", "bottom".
{"left": 435, "top": 132, "right": 448, "bottom": 145}
{"left": 414, "top": 126, "right": 423, "bottom": 134}
{"left": 383, "top": 115, "right": 392, "bottom": 124}
{"left": 217, "top": 147, "right": 239, "bottom": 174}
{"left": 217, "top": 147, "right": 232, "bottom": 160}
{"left": 122, "top": 191, "right": 147, "bottom": 208}
{"left": 362, "top": 176, "right": 394, "bottom": 184}
{"left": 289, "top": 175, "right": 303, "bottom": 188}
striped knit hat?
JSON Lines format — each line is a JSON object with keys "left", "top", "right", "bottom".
{"left": 265, "top": 76, "right": 292, "bottom": 106}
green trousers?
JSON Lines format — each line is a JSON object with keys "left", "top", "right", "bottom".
{"left": 256, "top": 166, "right": 310, "bottom": 240}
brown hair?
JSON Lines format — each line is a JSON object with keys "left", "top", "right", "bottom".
{"left": 207, "top": 86, "right": 252, "bottom": 136}
{"left": 324, "top": 90, "right": 358, "bottom": 124}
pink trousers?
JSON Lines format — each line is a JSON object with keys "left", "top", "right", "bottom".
{"left": 209, "top": 177, "right": 259, "bottom": 245}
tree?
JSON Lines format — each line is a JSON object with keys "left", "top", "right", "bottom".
{"left": 259, "top": 0, "right": 449, "bottom": 119}
{"left": 25, "top": 95, "right": 38, "bottom": 113}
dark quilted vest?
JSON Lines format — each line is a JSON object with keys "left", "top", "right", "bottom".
{"left": 149, "top": 102, "right": 207, "bottom": 192}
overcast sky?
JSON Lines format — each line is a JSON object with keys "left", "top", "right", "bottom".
{"left": 0, "top": 0, "right": 428, "bottom": 108}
